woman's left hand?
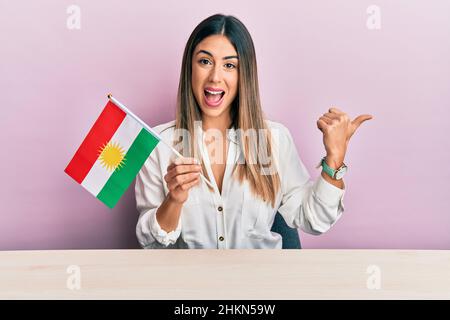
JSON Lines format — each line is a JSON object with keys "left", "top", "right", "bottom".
{"left": 317, "top": 107, "right": 373, "bottom": 168}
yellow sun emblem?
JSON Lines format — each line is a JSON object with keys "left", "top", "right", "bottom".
{"left": 98, "top": 141, "right": 126, "bottom": 172}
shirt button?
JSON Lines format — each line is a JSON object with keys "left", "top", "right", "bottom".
{"left": 217, "top": 206, "right": 223, "bottom": 212}
{"left": 219, "top": 236, "right": 224, "bottom": 241}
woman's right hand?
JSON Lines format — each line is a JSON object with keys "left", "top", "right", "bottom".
{"left": 164, "top": 157, "right": 202, "bottom": 204}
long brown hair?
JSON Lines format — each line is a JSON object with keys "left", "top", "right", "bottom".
{"left": 175, "top": 14, "right": 280, "bottom": 206}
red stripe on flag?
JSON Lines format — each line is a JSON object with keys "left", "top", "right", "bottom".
{"left": 65, "top": 101, "right": 126, "bottom": 184}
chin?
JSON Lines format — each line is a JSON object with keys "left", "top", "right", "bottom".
{"left": 199, "top": 102, "right": 230, "bottom": 118}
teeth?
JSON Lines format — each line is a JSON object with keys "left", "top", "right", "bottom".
{"left": 205, "top": 89, "right": 224, "bottom": 95}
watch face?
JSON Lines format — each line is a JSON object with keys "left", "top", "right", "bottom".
{"left": 335, "top": 166, "right": 348, "bottom": 180}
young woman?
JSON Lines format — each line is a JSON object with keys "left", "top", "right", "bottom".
{"left": 135, "top": 14, "right": 372, "bottom": 249}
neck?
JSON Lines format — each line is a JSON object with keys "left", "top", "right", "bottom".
{"left": 201, "top": 113, "right": 232, "bottom": 135}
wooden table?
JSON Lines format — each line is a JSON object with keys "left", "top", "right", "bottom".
{"left": 0, "top": 249, "right": 449, "bottom": 299}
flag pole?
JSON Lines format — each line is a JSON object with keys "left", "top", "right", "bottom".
{"left": 107, "top": 94, "right": 215, "bottom": 189}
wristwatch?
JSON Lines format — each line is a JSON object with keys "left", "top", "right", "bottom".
{"left": 317, "top": 157, "right": 348, "bottom": 180}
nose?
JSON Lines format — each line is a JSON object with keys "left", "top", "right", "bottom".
{"left": 208, "top": 64, "right": 222, "bottom": 83}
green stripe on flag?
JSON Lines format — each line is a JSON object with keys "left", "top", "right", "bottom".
{"left": 97, "top": 129, "right": 159, "bottom": 208}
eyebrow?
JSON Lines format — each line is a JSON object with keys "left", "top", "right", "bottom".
{"left": 196, "top": 49, "right": 239, "bottom": 60}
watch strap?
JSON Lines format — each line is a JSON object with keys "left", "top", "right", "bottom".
{"left": 320, "top": 157, "right": 336, "bottom": 179}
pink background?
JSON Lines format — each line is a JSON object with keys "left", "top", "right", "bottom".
{"left": 1, "top": 0, "right": 449, "bottom": 250}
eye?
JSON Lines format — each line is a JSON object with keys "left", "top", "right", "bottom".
{"left": 224, "top": 63, "right": 236, "bottom": 69}
{"left": 199, "top": 58, "right": 212, "bottom": 65}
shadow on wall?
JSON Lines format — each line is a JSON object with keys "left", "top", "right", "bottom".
{"left": 112, "top": 186, "right": 142, "bottom": 249}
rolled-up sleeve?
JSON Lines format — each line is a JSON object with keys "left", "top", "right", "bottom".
{"left": 135, "top": 149, "right": 182, "bottom": 248}
{"left": 276, "top": 125, "right": 345, "bottom": 235}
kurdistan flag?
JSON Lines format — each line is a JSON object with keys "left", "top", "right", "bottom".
{"left": 65, "top": 98, "right": 160, "bottom": 208}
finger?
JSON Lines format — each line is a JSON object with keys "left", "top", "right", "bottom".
{"left": 167, "top": 157, "right": 200, "bottom": 172}
{"left": 329, "top": 107, "right": 345, "bottom": 114}
{"left": 165, "top": 164, "right": 202, "bottom": 182}
{"left": 167, "top": 172, "right": 200, "bottom": 191}
{"left": 167, "top": 162, "right": 176, "bottom": 172}
{"left": 351, "top": 114, "right": 373, "bottom": 129}
{"left": 317, "top": 119, "right": 329, "bottom": 132}
{"left": 322, "top": 113, "right": 340, "bottom": 121}
{"left": 166, "top": 164, "right": 202, "bottom": 183}
{"left": 319, "top": 116, "right": 333, "bottom": 125}
{"left": 170, "top": 173, "right": 201, "bottom": 192}
{"left": 180, "top": 177, "right": 201, "bottom": 191}
{"left": 174, "top": 157, "right": 200, "bottom": 166}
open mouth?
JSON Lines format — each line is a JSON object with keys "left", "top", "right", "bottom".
{"left": 203, "top": 88, "right": 225, "bottom": 107}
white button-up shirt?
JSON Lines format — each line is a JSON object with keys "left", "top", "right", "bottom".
{"left": 135, "top": 120, "right": 345, "bottom": 249}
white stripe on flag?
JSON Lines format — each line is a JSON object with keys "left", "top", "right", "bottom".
{"left": 81, "top": 115, "right": 143, "bottom": 196}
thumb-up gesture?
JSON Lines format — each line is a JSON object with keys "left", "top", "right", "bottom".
{"left": 317, "top": 107, "right": 373, "bottom": 168}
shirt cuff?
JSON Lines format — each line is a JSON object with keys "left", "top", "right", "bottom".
{"left": 150, "top": 210, "right": 182, "bottom": 247}
{"left": 313, "top": 175, "right": 346, "bottom": 209}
